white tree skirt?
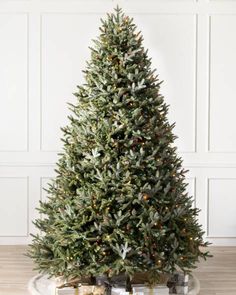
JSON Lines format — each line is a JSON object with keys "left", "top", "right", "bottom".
{"left": 28, "top": 274, "right": 200, "bottom": 295}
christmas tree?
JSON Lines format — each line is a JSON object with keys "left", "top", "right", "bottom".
{"left": 29, "top": 7, "right": 210, "bottom": 287}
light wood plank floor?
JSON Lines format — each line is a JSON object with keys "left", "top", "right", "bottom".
{"left": 0, "top": 246, "right": 235, "bottom": 295}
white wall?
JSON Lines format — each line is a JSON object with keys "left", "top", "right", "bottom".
{"left": 0, "top": 0, "right": 236, "bottom": 246}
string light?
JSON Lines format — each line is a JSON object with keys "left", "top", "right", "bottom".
{"left": 105, "top": 235, "right": 111, "bottom": 241}
{"left": 143, "top": 193, "right": 149, "bottom": 201}
{"left": 124, "top": 17, "right": 129, "bottom": 23}
{"left": 157, "top": 259, "right": 162, "bottom": 266}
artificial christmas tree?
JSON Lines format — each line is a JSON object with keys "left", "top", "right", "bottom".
{"left": 28, "top": 6, "right": 210, "bottom": 292}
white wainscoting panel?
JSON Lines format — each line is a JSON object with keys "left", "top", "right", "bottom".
{"left": 0, "top": 177, "right": 28, "bottom": 236}
{"left": 0, "top": 14, "right": 28, "bottom": 151}
{"left": 208, "top": 178, "right": 236, "bottom": 238}
{"left": 133, "top": 14, "right": 197, "bottom": 153}
{"left": 41, "top": 13, "right": 101, "bottom": 151}
{"left": 209, "top": 15, "right": 236, "bottom": 152}
{"left": 0, "top": 0, "right": 236, "bottom": 245}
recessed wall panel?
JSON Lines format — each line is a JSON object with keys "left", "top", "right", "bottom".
{"left": 209, "top": 15, "right": 236, "bottom": 152}
{"left": 208, "top": 178, "right": 236, "bottom": 237}
{"left": 0, "top": 177, "right": 28, "bottom": 236}
{"left": 132, "top": 14, "right": 197, "bottom": 152}
{"left": 0, "top": 14, "right": 28, "bottom": 151}
{"left": 41, "top": 14, "right": 101, "bottom": 151}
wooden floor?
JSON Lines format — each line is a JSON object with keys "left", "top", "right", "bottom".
{"left": 0, "top": 246, "right": 235, "bottom": 295}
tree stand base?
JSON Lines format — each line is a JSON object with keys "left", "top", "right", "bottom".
{"left": 28, "top": 274, "right": 200, "bottom": 295}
